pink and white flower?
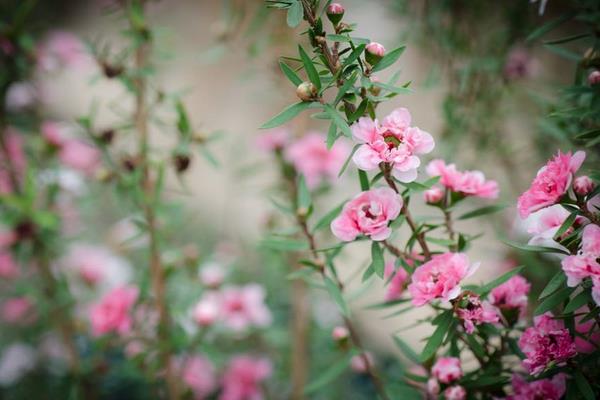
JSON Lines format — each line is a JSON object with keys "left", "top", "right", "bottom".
{"left": 521, "top": 204, "right": 571, "bottom": 249}
{"left": 518, "top": 313, "right": 576, "bottom": 375}
{"left": 36, "top": 31, "right": 88, "bottom": 71}
{"left": 192, "top": 295, "right": 220, "bottom": 327}
{"left": 179, "top": 355, "right": 217, "bottom": 399}
{"left": 58, "top": 139, "right": 101, "bottom": 175}
{"left": 456, "top": 294, "right": 499, "bottom": 334}
{"left": 408, "top": 252, "right": 478, "bottom": 306}
{"left": 431, "top": 357, "right": 462, "bottom": 384}
{"left": 351, "top": 108, "right": 434, "bottom": 182}
{"left": 426, "top": 159, "right": 498, "bottom": 199}
{"left": 561, "top": 224, "right": 600, "bottom": 305}
{"left": 383, "top": 262, "right": 409, "bottom": 301}
{"left": 89, "top": 285, "right": 139, "bottom": 336}
{"left": 220, "top": 355, "right": 272, "bottom": 400}
{"left": 508, "top": 373, "right": 566, "bottom": 400}
{"left": 517, "top": 151, "right": 585, "bottom": 218}
{"left": 444, "top": 385, "right": 466, "bottom": 400}
{"left": 489, "top": 275, "right": 530, "bottom": 318}
{"left": 330, "top": 187, "right": 402, "bottom": 241}
{"left": 284, "top": 132, "right": 349, "bottom": 189}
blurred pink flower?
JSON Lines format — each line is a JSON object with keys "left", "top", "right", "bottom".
{"left": 255, "top": 128, "right": 289, "bottom": 152}
{"left": 58, "top": 140, "right": 101, "bottom": 175}
{"left": 508, "top": 373, "right": 565, "bottom": 400}
{"left": 573, "top": 175, "right": 594, "bottom": 196}
{"left": 331, "top": 187, "right": 402, "bottom": 241}
{"left": 426, "top": 159, "right": 498, "bottom": 199}
{"left": 408, "top": 252, "right": 478, "bottom": 306}
{"left": 180, "top": 355, "right": 217, "bottom": 399}
{"left": 199, "top": 262, "right": 226, "bottom": 288}
{"left": 561, "top": 224, "right": 600, "bottom": 300}
{"left": 444, "top": 385, "right": 466, "bottom": 400}
{"left": 456, "top": 294, "right": 499, "bottom": 334}
{"left": 504, "top": 47, "right": 538, "bottom": 80}
{"left": 383, "top": 262, "right": 408, "bottom": 301}
{"left": 518, "top": 313, "right": 576, "bottom": 375}
{"left": 5, "top": 82, "right": 37, "bottom": 111}
{"left": 1, "top": 297, "right": 35, "bottom": 325}
{"left": 521, "top": 204, "right": 571, "bottom": 248}
{"left": 489, "top": 275, "right": 530, "bottom": 318}
{"left": 424, "top": 186, "right": 444, "bottom": 204}
{"left": 220, "top": 355, "right": 272, "bottom": 400}
{"left": 0, "top": 252, "right": 19, "bottom": 280}
{"left": 284, "top": 132, "right": 349, "bottom": 189}
{"left": 331, "top": 326, "right": 349, "bottom": 341}
{"left": 37, "top": 31, "right": 88, "bottom": 71}
{"left": 0, "top": 130, "right": 26, "bottom": 194}
{"left": 89, "top": 285, "right": 139, "bottom": 336}
{"left": 0, "top": 343, "right": 36, "bottom": 385}
{"left": 588, "top": 70, "right": 600, "bottom": 86}
{"left": 192, "top": 294, "right": 220, "bottom": 327}
{"left": 431, "top": 356, "right": 462, "bottom": 384}
{"left": 62, "top": 244, "right": 131, "bottom": 288}
{"left": 351, "top": 108, "right": 434, "bottom": 182}
{"left": 41, "top": 121, "right": 68, "bottom": 147}
{"left": 517, "top": 151, "right": 585, "bottom": 218}
{"left": 218, "top": 284, "right": 272, "bottom": 332}
{"left": 350, "top": 352, "right": 375, "bottom": 374}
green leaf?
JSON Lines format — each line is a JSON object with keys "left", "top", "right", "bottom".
{"left": 175, "top": 101, "right": 191, "bottom": 137}
{"left": 296, "top": 174, "right": 312, "bottom": 211}
{"left": 362, "top": 264, "right": 375, "bottom": 282}
{"left": 260, "top": 102, "right": 320, "bottom": 129}
{"left": 342, "top": 44, "right": 366, "bottom": 68}
{"left": 540, "top": 270, "right": 567, "bottom": 299}
{"left": 553, "top": 211, "right": 577, "bottom": 240}
{"left": 324, "top": 104, "right": 352, "bottom": 137}
{"left": 393, "top": 335, "right": 420, "bottom": 364}
{"left": 372, "top": 45, "right": 406, "bottom": 73}
{"left": 464, "top": 334, "right": 486, "bottom": 361}
{"left": 304, "top": 352, "right": 355, "bottom": 394}
{"left": 279, "top": 60, "right": 303, "bottom": 86}
{"left": 298, "top": 45, "right": 321, "bottom": 89}
{"left": 420, "top": 310, "right": 453, "bottom": 362}
{"left": 326, "top": 121, "right": 338, "bottom": 149}
{"left": 475, "top": 266, "right": 525, "bottom": 296}
{"left": 260, "top": 237, "right": 309, "bottom": 251}
{"left": 338, "top": 144, "right": 360, "bottom": 177}
{"left": 371, "top": 81, "right": 411, "bottom": 95}
{"left": 287, "top": 267, "right": 316, "bottom": 281}
{"left": 326, "top": 34, "right": 370, "bottom": 44}
{"left": 370, "top": 241, "right": 384, "bottom": 278}
{"left": 324, "top": 276, "right": 349, "bottom": 316}
{"left": 334, "top": 72, "right": 358, "bottom": 106}
{"left": 458, "top": 205, "right": 507, "bottom": 220}
{"left": 526, "top": 12, "right": 576, "bottom": 42}
{"left": 358, "top": 170, "right": 369, "bottom": 191}
{"left": 502, "top": 240, "right": 570, "bottom": 255}
{"left": 426, "top": 237, "right": 456, "bottom": 247}
{"left": 543, "top": 33, "right": 590, "bottom": 45}
{"left": 574, "top": 371, "right": 595, "bottom": 400}
{"left": 313, "top": 202, "right": 344, "bottom": 232}
{"left": 286, "top": 1, "right": 303, "bottom": 28}
{"left": 534, "top": 286, "right": 575, "bottom": 315}
{"left": 564, "top": 289, "right": 591, "bottom": 314}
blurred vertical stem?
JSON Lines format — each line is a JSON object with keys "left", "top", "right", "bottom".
{"left": 290, "top": 254, "right": 310, "bottom": 399}
{"left": 129, "top": 2, "right": 178, "bottom": 397}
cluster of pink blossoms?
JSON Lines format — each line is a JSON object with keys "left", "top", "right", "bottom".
{"left": 424, "top": 159, "right": 499, "bottom": 201}
{"left": 351, "top": 107, "right": 435, "bottom": 182}
{"left": 193, "top": 284, "right": 272, "bottom": 332}
{"left": 407, "top": 252, "right": 478, "bottom": 306}
{"left": 456, "top": 294, "right": 499, "bottom": 334}
{"left": 330, "top": 187, "right": 402, "bottom": 242}
{"left": 518, "top": 312, "right": 576, "bottom": 375}
{"left": 89, "top": 285, "right": 139, "bottom": 336}
{"left": 427, "top": 357, "right": 466, "bottom": 400}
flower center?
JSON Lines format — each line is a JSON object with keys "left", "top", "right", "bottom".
{"left": 383, "top": 133, "right": 402, "bottom": 149}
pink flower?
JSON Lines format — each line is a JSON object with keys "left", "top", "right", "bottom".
{"left": 351, "top": 108, "right": 434, "bottom": 182}
{"left": 573, "top": 175, "right": 594, "bottom": 196}
{"left": 0, "top": 130, "right": 26, "bottom": 194}
{"left": 366, "top": 42, "right": 385, "bottom": 57}
{"left": 181, "top": 355, "right": 217, "bottom": 399}
{"left": 41, "top": 121, "right": 68, "bottom": 147}
{"left": 518, "top": 313, "right": 576, "bottom": 375}
{"left": 89, "top": 285, "right": 139, "bottom": 336}
{"left": 504, "top": 47, "right": 537, "bottom": 81}
{"left": 444, "top": 385, "right": 466, "bottom": 400}
{"left": 255, "top": 128, "right": 289, "bottom": 152}
{"left": 220, "top": 355, "right": 272, "bottom": 400}
{"left": 330, "top": 187, "right": 402, "bottom": 241}
{"left": 37, "top": 31, "right": 88, "bottom": 71}
{"left": 424, "top": 187, "right": 444, "bottom": 204}
{"left": 62, "top": 244, "right": 130, "bottom": 288}
{"left": 5, "top": 82, "right": 37, "bottom": 111}
{"left": 1, "top": 297, "right": 35, "bottom": 325}
{"left": 284, "top": 132, "right": 349, "bottom": 189}
{"left": 331, "top": 326, "right": 349, "bottom": 341}
{"left": 521, "top": 205, "right": 571, "bottom": 248}
{"left": 59, "top": 140, "right": 101, "bottom": 175}
{"left": 327, "top": 3, "right": 344, "bottom": 14}
{"left": 383, "top": 262, "right": 408, "bottom": 301}
{"left": 575, "top": 314, "right": 600, "bottom": 353}
{"left": 0, "top": 252, "right": 19, "bottom": 280}
{"left": 508, "top": 373, "right": 566, "bottom": 400}
{"left": 489, "top": 275, "right": 530, "bottom": 318}
{"left": 431, "top": 357, "right": 462, "bottom": 384}
{"left": 408, "top": 252, "right": 478, "bottom": 306}
{"left": 517, "top": 151, "right": 586, "bottom": 218}
{"left": 350, "top": 352, "right": 375, "bottom": 374}
{"left": 219, "top": 284, "right": 272, "bottom": 332}
{"left": 588, "top": 70, "right": 600, "bottom": 86}
{"left": 561, "top": 224, "right": 600, "bottom": 297}
{"left": 192, "top": 295, "right": 219, "bottom": 327}
{"left": 427, "top": 378, "right": 440, "bottom": 396}
{"left": 456, "top": 294, "right": 499, "bottom": 334}
{"left": 199, "top": 262, "right": 226, "bottom": 288}
{"left": 426, "top": 159, "right": 498, "bottom": 199}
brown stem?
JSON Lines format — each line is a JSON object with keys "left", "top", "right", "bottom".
{"left": 134, "top": 35, "right": 178, "bottom": 400}
{"left": 290, "top": 257, "right": 310, "bottom": 400}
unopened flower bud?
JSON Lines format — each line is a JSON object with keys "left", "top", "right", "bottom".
{"left": 424, "top": 187, "right": 444, "bottom": 204}
{"left": 331, "top": 326, "right": 349, "bottom": 341}
{"left": 365, "top": 42, "right": 385, "bottom": 66}
{"left": 574, "top": 175, "right": 595, "bottom": 196}
{"left": 193, "top": 300, "right": 218, "bottom": 327}
{"left": 199, "top": 262, "right": 226, "bottom": 289}
{"left": 326, "top": 3, "right": 345, "bottom": 26}
{"left": 101, "top": 62, "right": 123, "bottom": 79}
{"left": 368, "top": 76, "right": 381, "bottom": 96}
{"left": 296, "top": 82, "right": 317, "bottom": 102}
{"left": 296, "top": 206, "right": 309, "bottom": 218}
{"left": 588, "top": 70, "right": 600, "bottom": 86}
{"left": 173, "top": 152, "right": 191, "bottom": 173}
{"left": 427, "top": 378, "right": 440, "bottom": 396}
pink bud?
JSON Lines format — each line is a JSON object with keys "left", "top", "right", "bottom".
{"left": 331, "top": 325, "right": 349, "bottom": 341}
{"left": 424, "top": 187, "right": 444, "bottom": 204}
{"left": 327, "top": 3, "right": 344, "bottom": 14}
{"left": 350, "top": 352, "right": 374, "bottom": 373}
{"left": 444, "top": 385, "right": 466, "bottom": 400}
{"left": 427, "top": 378, "right": 440, "bottom": 396}
{"left": 193, "top": 299, "right": 219, "bottom": 327}
{"left": 573, "top": 175, "right": 595, "bottom": 196}
{"left": 588, "top": 70, "right": 600, "bottom": 86}
{"left": 199, "top": 263, "right": 226, "bottom": 288}
{"left": 366, "top": 42, "right": 385, "bottom": 57}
